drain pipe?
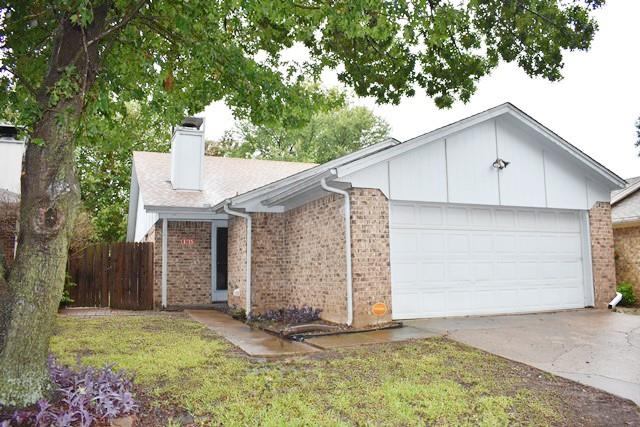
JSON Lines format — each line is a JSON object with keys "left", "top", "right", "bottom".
{"left": 320, "top": 172, "right": 353, "bottom": 326}
{"left": 608, "top": 292, "right": 623, "bottom": 309}
{"left": 223, "top": 201, "right": 252, "bottom": 316}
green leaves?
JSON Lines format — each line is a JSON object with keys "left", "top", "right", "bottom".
{"left": 214, "top": 103, "right": 390, "bottom": 165}
{"left": 0, "top": 0, "right": 605, "bottom": 236}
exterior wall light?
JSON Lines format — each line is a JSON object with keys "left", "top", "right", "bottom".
{"left": 492, "top": 158, "right": 510, "bottom": 170}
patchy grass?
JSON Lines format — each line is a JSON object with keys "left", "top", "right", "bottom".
{"left": 50, "top": 314, "right": 584, "bottom": 426}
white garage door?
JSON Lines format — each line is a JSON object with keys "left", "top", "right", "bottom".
{"left": 390, "top": 202, "right": 592, "bottom": 319}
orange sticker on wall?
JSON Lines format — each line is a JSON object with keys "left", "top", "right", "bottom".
{"left": 371, "top": 302, "right": 387, "bottom": 317}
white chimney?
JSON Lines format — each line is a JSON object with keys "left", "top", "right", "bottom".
{"left": 170, "top": 117, "right": 204, "bottom": 191}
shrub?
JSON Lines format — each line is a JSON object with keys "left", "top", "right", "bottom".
{"left": 59, "top": 273, "right": 76, "bottom": 308}
{"left": 250, "top": 306, "right": 322, "bottom": 324}
{"left": 617, "top": 282, "right": 637, "bottom": 306}
{"left": 228, "top": 305, "right": 247, "bottom": 321}
{"left": 1, "top": 356, "right": 137, "bottom": 427}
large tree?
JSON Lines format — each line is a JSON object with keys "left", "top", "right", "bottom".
{"left": 76, "top": 101, "right": 171, "bottom": 241}
{"left": 213, "top": 105, "right": 390, "bottom": 163}
{"left": 0, "top": 0, "right": 604, "bottom": 406}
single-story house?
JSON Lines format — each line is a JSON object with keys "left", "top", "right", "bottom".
{"left": 126, "top": 103, "right": 625, "bottom": 327}
{"left": 611, "top": 177, "right": 640, "bottom": 299}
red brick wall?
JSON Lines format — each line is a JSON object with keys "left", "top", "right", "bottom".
{"left": 283, "top": 194, "right": 348, "bottom": 324}
{"left": 0, "top": 202, "right": 18, "bottom": 267}
{"left": 227, "top": 216, "right": 247, "bottom": 309}
{"left": 350, "top": 188, "right": 392, "bottom": 326}
{"left": 589, "top": 202, "right": 617, "bottom": 308}
{"left": 143, "top": 223, "right": 161, "bottom": 308}
{"left": 251, "top": 212, "right": 286, "bottom": 311}
{"left": 227, "top": 190, "right": 393, "bottom": 326}
{"left": 613, "top": 224, "right": 640, "bottom": 304}
{"left": 146, "top": 220, "right": 212, "bottom": 308}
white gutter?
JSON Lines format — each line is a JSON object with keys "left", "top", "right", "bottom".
{"left": 320, "top": 173, "right": 353, "bottom": 326}
{"left": 608, "top": 292, "right": 623, "bottom": 309}
{"left": 223, "top": 201, "right": 252, "bottom": 316}
{"left": 161, "top": 218, "right": 168, "bottom": 308}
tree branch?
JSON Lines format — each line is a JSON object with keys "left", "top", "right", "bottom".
{"left": 87, "top": 0, "right": 148, "bottom": 47}
{"left": 0, "top": 65, "right": 39, "bottom": 99}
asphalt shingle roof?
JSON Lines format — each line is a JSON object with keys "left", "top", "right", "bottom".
{"left": 133, "top": 151, "right": 316, "bottom": 209}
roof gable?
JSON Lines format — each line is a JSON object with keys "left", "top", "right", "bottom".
{"left": 334, "top": 103, "right": 624, "bottom": 188}
{"left": 223, "top": 103, "right": 624, "bottom": 212}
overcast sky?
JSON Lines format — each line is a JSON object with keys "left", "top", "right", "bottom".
{"left": 201, "top": 1, "right": 640, "bottom": 179}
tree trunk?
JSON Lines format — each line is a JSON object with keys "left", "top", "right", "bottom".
{"left": 0, "top": 5, "right": 109, "bottom": 407}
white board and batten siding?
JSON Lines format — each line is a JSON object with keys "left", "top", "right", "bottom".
{"left": 337, "top": 115, "right": 612, "bottom": 319}
{"left": 339, "top": 116, "right": 611, "bottom": 210}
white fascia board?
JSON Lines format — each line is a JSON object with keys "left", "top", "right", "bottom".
{"left": 261, "top": 169, "right": 335, "bottom": 207}
{"left": 125, "top": 165, "right": 139, "bottom": 242}
{"left": 611, "top": 180, "right": 640, "bottom": 205}
{"left": 157, "top": 211, "right": 228, "bottom": 220}
{"left": 224, "top": 138, "right": 398, "bottom": 209}
{"left": 335, "top": 104, "right": 512, "bottom": 178}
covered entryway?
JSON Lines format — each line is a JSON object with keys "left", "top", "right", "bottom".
{"left": 390, "top": 201, "right": 593, "bottom": 319}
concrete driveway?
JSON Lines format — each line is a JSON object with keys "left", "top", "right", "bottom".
{"left": 406, "top": 310, "right": 640, "bottom": 405}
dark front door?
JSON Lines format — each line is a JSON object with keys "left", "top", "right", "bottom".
{"left": 215, "top": 227, "right": 228, "bottom": 297}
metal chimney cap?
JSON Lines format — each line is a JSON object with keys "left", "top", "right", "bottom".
{"left": 181, "top": 116, "right": 204, "bottom": 129}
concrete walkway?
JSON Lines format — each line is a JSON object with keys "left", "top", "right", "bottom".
{"left": 186, "top": 309, "right": 319, "bottom": 357}
{"left": 406, "top": 310, "right": 640, "bottom": 405}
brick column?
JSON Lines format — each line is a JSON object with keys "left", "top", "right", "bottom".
{"left": 227, "top": 216, "right": 247, "bottom": 310}
{"left": 350, "top": 188, "right": 392, "bottom": 327}
{"left": 250, "top": 212, "right": 285, "bottom": 313}
{"left": 589, "top": 202, "right": 616, "bottom": 308}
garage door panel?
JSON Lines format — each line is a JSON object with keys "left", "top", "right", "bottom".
{"left": 419, "top": 205, "right": 444, "bottom": 225}
{"left": 391, "top": 202, "right": 588, "bottom": 319}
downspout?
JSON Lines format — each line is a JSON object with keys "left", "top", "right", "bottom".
{"left": 223, "top": 201, "right": 252, "bottom": 316}
{"left": 608, "top": 292, "right": 623, "bottom": 309}
{"left": 320, "top": 172, "right": 353, "bottom": 326}
{"left": 161, "top": 218, "right": 168, "bottom": 308}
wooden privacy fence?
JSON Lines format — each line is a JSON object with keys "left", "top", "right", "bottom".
{"left": 67, "top": 242, "right": 154, "bottom": 310}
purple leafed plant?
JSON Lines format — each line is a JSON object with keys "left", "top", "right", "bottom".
{"left": 250, "top": 306, "right": 322, "bottom": 324}
{"left": 1, "top": 356, "right": 137, "bottom": 427}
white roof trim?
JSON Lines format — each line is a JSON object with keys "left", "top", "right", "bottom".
{"left": 612, "top": 179, "right": 640, "bottom": 205}
{"left": 213, "top": 138, "right": 399, "bottom": 210}
{"left": 335, "top": 103, "right": 625, "bottom": 188}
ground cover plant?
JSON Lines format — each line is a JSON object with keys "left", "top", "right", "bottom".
{"left": 249, "top": 306, "right": 322, "bottom": 324}
{"left": 617, "top": 282, "right": 637, "bottom": 306}
{"left": 0, "top": 357, "right": 136, "bottom": 426}
{"left": 50, "top": 313, "right": 640, "bottom": 426}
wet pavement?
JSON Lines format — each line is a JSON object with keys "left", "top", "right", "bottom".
{"left": 406, "top": 310, "right": 640, "bottom": 405}
{"left": 186, "top": 309, "right": 320, "bottom": 357}
{"left": 305, "top": 326, "right": 439, "bottom": 349}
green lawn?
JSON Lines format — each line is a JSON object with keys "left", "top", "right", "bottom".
{"left": 51, "top": 314, "right": 567, "bottom": 426}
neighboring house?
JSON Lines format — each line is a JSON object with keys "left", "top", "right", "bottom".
{"left": 611, "top": 177, "right": 640, "bottom": 299}
{"left": 0, "top": 123, "right": 25, "bottom": 266}
{"left": 127, "top": 103, "right": 625, "bottom": 327}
